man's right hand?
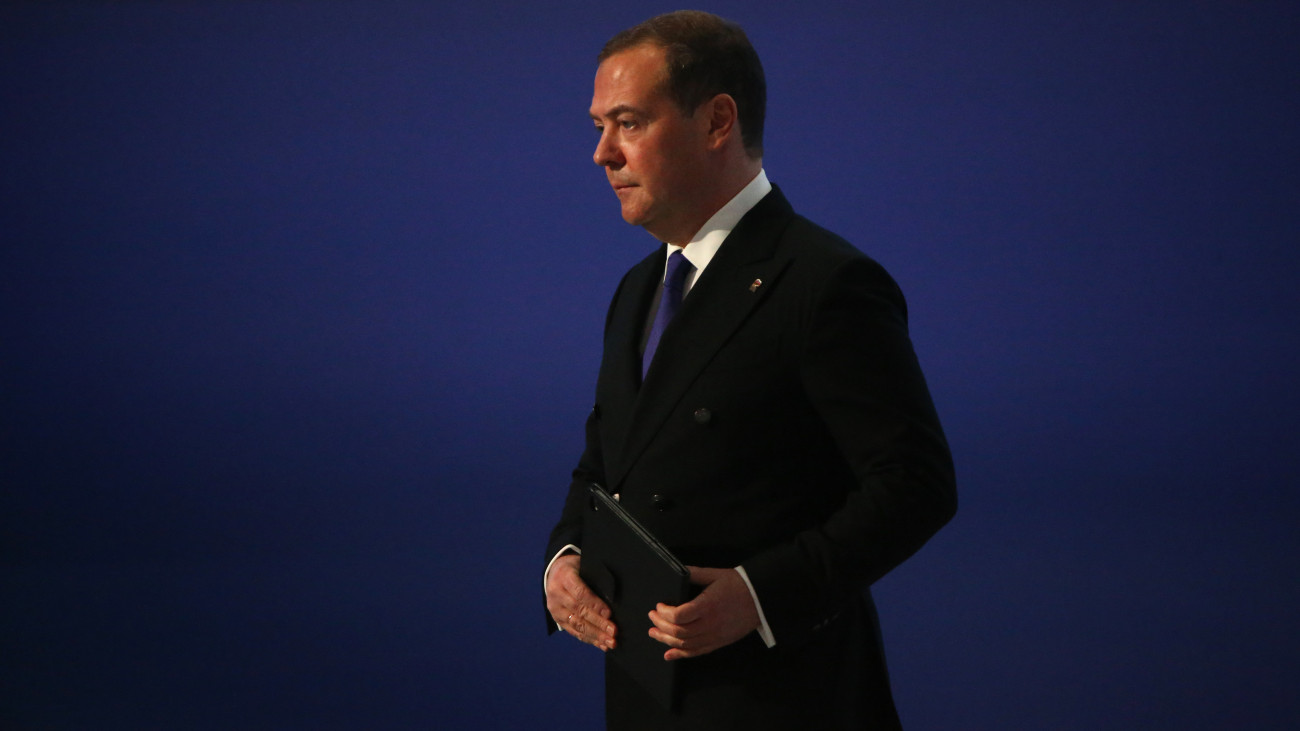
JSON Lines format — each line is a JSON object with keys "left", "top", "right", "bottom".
{"left": 546, "top": 554, "right": 617, "bottom": 651}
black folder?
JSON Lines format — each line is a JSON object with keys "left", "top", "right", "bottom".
{"left": 579, "top": 483, "right": 693, "bottom": 711}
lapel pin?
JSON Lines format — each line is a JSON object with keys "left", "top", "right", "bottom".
{"left": 748, "top": 278, "right": 763, "bottom": 293}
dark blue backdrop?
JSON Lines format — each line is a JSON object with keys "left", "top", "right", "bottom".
{"left": 3, "top": 2, "right": 1298, "bottom": 728}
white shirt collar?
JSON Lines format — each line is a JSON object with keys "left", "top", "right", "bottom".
{"left": 661, "top": 169, "right": 771, "bottom": 291}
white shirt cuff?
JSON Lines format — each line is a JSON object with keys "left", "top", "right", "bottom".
{"left": 734, "top": 565, "right": 776, "bottom": 648}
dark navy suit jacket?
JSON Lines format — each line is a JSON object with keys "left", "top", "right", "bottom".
{"left": 546, "top": 186, "right": 956, "bottom": 729}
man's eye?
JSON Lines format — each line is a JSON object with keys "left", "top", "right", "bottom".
{"left": 619, "top": 119, "right": 637, "bottom": 130}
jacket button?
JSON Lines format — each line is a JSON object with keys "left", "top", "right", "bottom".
{"left": 651, "top": 494, "right": 672, "bottom": 511}
{"left": 693, "top": 407, "right": 712, "bottom": 424}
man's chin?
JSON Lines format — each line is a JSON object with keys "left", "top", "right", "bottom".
{"left": 619, "top": 205, "right": 648, "bottom": 227}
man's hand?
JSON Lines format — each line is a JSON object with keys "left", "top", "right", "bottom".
{"left": 647, "top": 566, "right": 760, "bottom": 661}
{"left": 546, "top": 554, "right": 617, "bottom": 651}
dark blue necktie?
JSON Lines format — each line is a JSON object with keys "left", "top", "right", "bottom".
{"left": 642, "top": 250, "right": 693, "bottom": 377}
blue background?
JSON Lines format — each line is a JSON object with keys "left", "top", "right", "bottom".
{"left": 3, "top": 1, "right": 1298, "bottom": 728}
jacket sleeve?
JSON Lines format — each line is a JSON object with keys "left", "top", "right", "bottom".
{"left": 740, "top": 255, "right": 957, "bottom": 649}
{"left": 541, "top": 269, "right": 634, "bottom": 633}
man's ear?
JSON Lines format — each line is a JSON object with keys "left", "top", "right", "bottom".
{"left": 703, "top": 93, "right": 739, "bottom": 151}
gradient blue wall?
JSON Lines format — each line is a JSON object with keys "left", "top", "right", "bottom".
{"left": 3, "top": 1, "right": 1298, "bottom": 728}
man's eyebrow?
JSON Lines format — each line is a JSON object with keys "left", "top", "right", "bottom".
{"left": 590, "top": 104, "right": 646, "bottom": 121}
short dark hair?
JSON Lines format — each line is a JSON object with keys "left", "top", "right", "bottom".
{"left": 599, "top": 10, "right": 766, "bottom": 158}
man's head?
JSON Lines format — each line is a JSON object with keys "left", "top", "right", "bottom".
{"left": 600, "top": 11, "right": 766, "bottom": 158}
{"left": 589, "top": 11, "right": 766, "bottom": 245}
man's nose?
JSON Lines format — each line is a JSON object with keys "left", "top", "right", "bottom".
{"left": 593, "top": 130, "right": 622, "bottom": 168}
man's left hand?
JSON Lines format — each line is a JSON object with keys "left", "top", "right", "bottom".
{"left": 647, "top": 566, "right": 760, "bottom": 661}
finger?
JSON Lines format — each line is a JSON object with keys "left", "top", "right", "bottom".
{"left": 657, "top": 598, "right": 701, "bottom": 626}
{"left": 558, "top": 578, "right": 611, "bottom": 624}
{"left": 662, "top": 631, "right": 721, "bottom": 660}
{"left": 574, "top": 600, "right": 615, "bottom": 633}
{"left": 653, "top": 601, "right": 680, "bottom": 624}
{"left": 578, "top": 613, "right": 617, "bottom": 642}
{"left": 563, "top": 612, "right": 598, "bottom": 646}
{"left": 665, "top": 646, "right": 704, "bottom": 662}
{"left": 663, "top": 629, "right": 724, "bottom": 661}
{"left": 546, "top": 599, "right": 575, "bottom": 629}
{"left": 572, "top": 606, "right": 618, "bottom": 648}
{"left": 579, "top": 626, "right": 616, "bottom": 650}
{"left": 647, "top": 608, "right": 692, "bottom": 639}
{"left": 648, "top": 624, "right": 688, "bottom": 650}
{"left": 581, "top": 594, "right": 613, "bottom": 620}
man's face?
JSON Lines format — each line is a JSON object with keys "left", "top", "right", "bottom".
{"left": 589, "top": 44, "right": 712, "bottom": 244}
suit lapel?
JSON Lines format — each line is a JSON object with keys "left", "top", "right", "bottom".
{"left": 607, "top": 188, "right": 797, "bottom": 491}
{"left": 598, "top": 248, "right": 661, "bottom": 481}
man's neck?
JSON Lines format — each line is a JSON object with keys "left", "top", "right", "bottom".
{"left": 657, "top": 157, "right": 764, "bottom": 246}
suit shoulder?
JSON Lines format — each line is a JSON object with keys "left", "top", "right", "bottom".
{"left": 781, "top": 214, "right": 899, "bottom": 290}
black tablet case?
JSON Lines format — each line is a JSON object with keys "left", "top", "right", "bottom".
{"left": 579, "top": 483, "right": 693, "bottom": 711}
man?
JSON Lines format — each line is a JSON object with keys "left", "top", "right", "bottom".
{"left": 544, "top": 11, "right": 956, "bottom": 729}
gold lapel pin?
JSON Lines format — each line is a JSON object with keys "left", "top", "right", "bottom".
{"left": 748, "top": 278, "right": 763, "bottom": 293}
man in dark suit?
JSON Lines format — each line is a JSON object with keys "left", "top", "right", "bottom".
{"left": 544, "top": 11, "right": 956, "bottom": 729}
